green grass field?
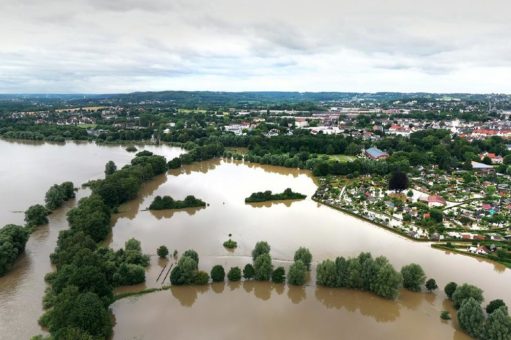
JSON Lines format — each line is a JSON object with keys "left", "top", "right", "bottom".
{"left": 327, "top": 154, "right": 357, "bottom": 162}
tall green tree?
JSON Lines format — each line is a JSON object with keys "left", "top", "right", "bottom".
{"left": 294, "top": 247, "right": 312, "bottom": 271}
{"left": 401, "top": 263, "right": 426, "bottom": 292}
{"left": 457, "top": 297, "right": 485, "bottom": 338}
{"left": 482, "top": 306, "right": 511, "bottom": 340}
{"left": 252, "top": 241, "right": 270, "bottom": 261}
{"left": 288, "top": 260, "right": 307, "bottom": 286}
{"left": 254, "top": 253, "right": 273, "bottom": 281}
{"left": 452, "top": 284, "right": 484, "bottom": 309}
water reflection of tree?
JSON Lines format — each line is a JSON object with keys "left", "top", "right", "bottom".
{"left": 243, "top": 281, "right": 272, "bottom": 301}
{"left": 169, "top": 159, "right": 221, "bottom": 176}
{"left": 314, "top": 287, "right": 400, "bottom": 323}
{"left": 211, "top": 282, "right": 225, "bottom": 294}
{"left": 149, "top": 206, "right": 205, "bottom": 220}
{"left": 288, "top": 285, "right": 306, "bottom": 304}
{"left": 170, "top": 285, "right": 209, "bottom": 307}
{"left": 246, "top": 200, "right": 295, "bottom": 208}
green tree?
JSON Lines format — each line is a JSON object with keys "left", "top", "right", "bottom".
{"left": 24, "top": 204, "right": 49, "bottom": 226}
{"left": 316, "top": 259, "right": 337, "bottom": 287}
{"left": 193, "top": 271, "right": 209, "bottom": 285}
{"left": 104, "top": 161, "right": 117, "bottom": 176}
{"left": 452, "top": 283, "right": 484, "bottom": 309}
{"left": 157, "top": 245, "right": 169, "bottom": 258}
{"left": 425, "top": 278, "right": 438, "bottom": 292}
{"left": 182, "top": 249, "right": 199, "bottom": 264}
{"left": 0, "top": 224, "right": 30, "bottom": 276}
{"left": 444, "top": 282, "right": 458, "bottom": 299}
{"left": 210, "top": 265, "right": 225, "bottom": 282}
{"left": 271, "top": 267, "right": 286, "bottom": 283}
{"left": 227, "top": 267, "right": 242, "bottom": 281}
{"left": 46, "top": 286, "right": 112, "bottom": 338}
{"left": 243, "top": 264, "right": 255, "bottom": 280}
{"left": 429, "top": 208, "right": 443, "bottom": 223}
{"left": 486, "top": 299, "right": 507, "bottom": 315}
{"left": 294, "top": 247, "right": 312, "bottom": 271}
{"left": 288, "top": 260, "right": 307, "bottom": 286}
{"left": 252, "top": 241, "right": 270, "bottom": 261}
{"left": 482, "top": 306, "right": 511, "bottom": 340}
{"left": 254, "top": 253, "right": 273, "bottom": 281}
{"left": 457, "top": 297, "right": 485, "bottom": 338}
{"left": 45, "top": 185, "right": 66, "bottom": 210}
{"left": 401, "top": 263, "right": 426, "bottom": 292}
{"left": 440, "top": 311, "right": 451, "bottom": 320}
{"left": 371, "top": 262, "right": 402, "bottom": 300}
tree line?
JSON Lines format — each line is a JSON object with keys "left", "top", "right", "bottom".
{"left": 37, "top": 152, "right": 168, "bottom": 339}
{"left": 0, "top": 181, "right": 76, "bottom": 277}
{"left": 245, "top": 188, "right": 306, "bottom": 203}
{"left": 149, "top": 195, "right": 206, "bottom": 210}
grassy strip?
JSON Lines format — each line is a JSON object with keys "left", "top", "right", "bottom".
{"left": 431, "top": 244, "right": 511, "bottom": 268}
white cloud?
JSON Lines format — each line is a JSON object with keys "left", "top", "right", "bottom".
{"left": 0, "top": 0, "right": 510, "bottom": 93}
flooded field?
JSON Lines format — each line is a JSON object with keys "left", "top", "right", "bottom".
{"left": 0, "top": 141, "right": 509, "bottom": 339}
{"left": 0, "top": 140, "right": 183, "bottom": 340}
{"left": 109, "top": 158, "right": 510, "bottom": 340}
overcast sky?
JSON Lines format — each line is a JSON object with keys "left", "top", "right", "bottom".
{"left": 1, "top": 0, "right": 510, "bottom": 93}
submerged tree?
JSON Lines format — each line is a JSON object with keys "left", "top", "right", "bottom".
{"left": 401, "top": 263, "right": 426, "bottom": 292}
{"left": 457, "top": 297, "right": 485, "bottom": 338}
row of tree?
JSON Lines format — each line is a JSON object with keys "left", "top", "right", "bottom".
{"left": 443, "top": 282, "right": 511, "bottom": 339}
{"left": 0, "top": 182, "right": 76, "bottom": 277}
{"left": 38, "top": 155, "right": 166, "bottom": 339}
{"left": 245, "top": 188, "right": 306, "bottom": 203}
{"left": 169, "top": 242, "right": 313, "bottom": 287}
{"left": 148, "top": 195, "right": 206, "bottom": 210}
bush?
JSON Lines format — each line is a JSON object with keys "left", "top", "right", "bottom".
{"left": 288, "top": 260, "right": 307, "bottom": 285}
{"left": 223, "top": 239, "right": 237, "bottom": 249}
{"left": 271, "top": 267, "right": 285, "bottom": 283}
{"left": 227, "top": 267, "right": 242, "bottom": 281}
{"left": 210, "top": 265, "right": 225, "bottom": 282}
{"left": 444, "top": 282, "right": 457, "bottom": 299}
{"left": 157, "top": 245, "right": 169, "bottom": 258}
{"left": 243, "top": 264, "right": 255, "bottom": 280}
{"left": 401, "top": 263, "right": 426, "bottom": 292}
{"left": 126, "top": 145, "right": 137, "bottom": 152}
{"left": 425, "top": 278, "right": 438, "bottom": 291}
{"left": 194, "top": 271, "right": 209, "bottom": 285}
{"left": 440, "top": 311, "right": 451, "bottom": 320}
{"left": 486, "top": 299, "right": 507, "bottom": 315}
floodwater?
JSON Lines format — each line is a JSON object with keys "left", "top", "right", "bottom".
{"left": 0, "top": 141, "right": 509, "bottom": 340}
{"left": 109, "top": 158, "right": 510, "bottom": 340}
{"left": 0, "top": 140, "right": 184, "bottom": 340}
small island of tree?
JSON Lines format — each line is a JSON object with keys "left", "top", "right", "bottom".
{"left": 157, "top": 245, "right": 169, "bottom": 258}
{"left": 149, "top": 195, "right": 206, "bottom": 210}
{"left": 223, "top": 239, "right": 237, "bottom": 249}
{"left": 245, "top": 188, "right": 306, "bottom": 203}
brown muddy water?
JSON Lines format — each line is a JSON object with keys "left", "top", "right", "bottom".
{"left": 0, "top": 140, "right": 184, "bottom": 340}
{"left": 0, "top": 141, "right": 509, "bottom": 339}
{"left": 109, "top": 158, "right": 510, "bottom": 340}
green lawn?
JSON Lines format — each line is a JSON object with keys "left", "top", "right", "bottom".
{"left": 327, "top": 154, "right": 357, "bottom": 162}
